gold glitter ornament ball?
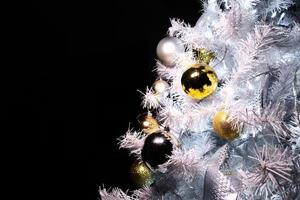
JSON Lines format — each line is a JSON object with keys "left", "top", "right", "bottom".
{"left": 130, "top": 161, "right": 153, "bottom": 187}
{"left": 213, "top": 110, "right": 239, "bottom": 140}
{"left": 193, "top": 48, "right": 215, "bottom": 65}
{"left": 181, "top": 64, "right": 218, "bottom": 100}
{"left": 137, "top": 113, "right": 160, "bottom": 134}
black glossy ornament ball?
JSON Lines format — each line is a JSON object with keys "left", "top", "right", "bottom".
{"left": 141, "top": 132, "right": 173, "bottom": 168}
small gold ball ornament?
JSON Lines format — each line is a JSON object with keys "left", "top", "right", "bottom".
{"left": 137, "top": 113, "right": 160, "bottom": 134}
{"left": 130, "top": 161, "right": 153, "bottom": 187}
{"left": 181, "top": 64, "right": 218, "bottom": 100}
{"left": 213, "top": 110, "right": 239, "bottom": 140}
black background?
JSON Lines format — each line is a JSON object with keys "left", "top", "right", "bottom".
{"left": 6, "top": 1, "right": 202, "bottom": 199}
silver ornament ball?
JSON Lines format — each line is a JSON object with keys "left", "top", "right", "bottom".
{"left": 153, "top": 79, "right": 169, "bottom": 94}
{"left": 156, "top": 36, "right": 184, "bottom": 67}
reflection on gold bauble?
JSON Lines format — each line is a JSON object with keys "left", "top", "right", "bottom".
{"left": 213, "top": 110, "right": 239, "bottom": 140}
{"left": 181, "top": 64, "right": 218, "bottom": 100}
{"left": 138, "top": 113, "right": 160, "bottom": 134}
{"left": 130, "top": 161, "right": 153, "bottom": 187}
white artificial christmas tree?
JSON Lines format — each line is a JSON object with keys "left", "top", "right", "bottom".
{"left": 100, "top": 0, "right": 300, "bottom": 199}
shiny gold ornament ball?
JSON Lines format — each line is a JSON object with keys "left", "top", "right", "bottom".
{"left": 213, "top": 110, "right": 239, "bottom": 140}
{"left": 138, "top": 113, "right": 160, "bottom": 134}
{"left": 181, "top": 64, "right": 218, "bottom": 100}
{"left": 130, "top": 161, "right": 153, "bottom": 187}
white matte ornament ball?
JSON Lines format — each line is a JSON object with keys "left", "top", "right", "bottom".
{"left": 153, "top": 79, "right": 169, "bottom": 94}
{"left": 156, "top": 37, "right": 184, "bottom": 67}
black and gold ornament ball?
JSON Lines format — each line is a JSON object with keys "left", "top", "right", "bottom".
{"left": 141, "top": 131, "right": 173, "bottom": 168}
{"left": 181, "top": 64, "right": 218, "bottom": 100}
